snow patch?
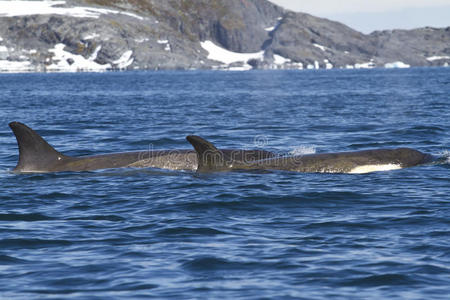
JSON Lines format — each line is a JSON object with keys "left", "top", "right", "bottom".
{"left": 157, "top": 40, "right": 171, "bottom": 51}
{"left": 47, "top": 43, "right": 111, "bottom": 72}
{"left": 0, "top": 45, "right": 7, "bottom": 52}
{"left": 83, "top": 33, "right": 100, "bottom": 40}
{"left": 354, "top": 61, "right": 376, "bottom": 69}
{"left": 264, "top": 17, "right": 282, "bottom": 32}
{"left": 384, "top": 61, "right": 410, "bottom": 68}
{"left": 136, "top": 37, "right": 149, "bottom": 43}
{"left": 273, "top": 54, "right": 290, "bottom": 65}
{"left": 200, "top": 40, "right": 264, "bottom": 65}
{"left": 314, "top": 60, "right": 319, "bottom": 69}
{"left": 313, "top": 43, "right": 326, "bottom": 52}
{"left": 426, "top": 56, "right": 450, "bottom": 61}
{"left": 0, "top": 0, "right": 143, "bottom": 20}
{"left": 113, "top": 50, "right": 133, "bottom": 69}
{"left": 0, "top": 60, "right": 32, "bottom": 72}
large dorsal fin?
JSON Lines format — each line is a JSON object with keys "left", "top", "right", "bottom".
{"left": 186, "top": 135, "right": 229, "bottom": 172}
{"left": 9, "top": 122, "right": 69, "bottom": 172}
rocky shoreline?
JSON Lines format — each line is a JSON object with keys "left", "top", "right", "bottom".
{"left": 0, "top": 0, "right": 449, "bottom": 72}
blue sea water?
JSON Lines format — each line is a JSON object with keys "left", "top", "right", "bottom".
{"left": 0, "top": 68, "right": 449, "bottom": 299}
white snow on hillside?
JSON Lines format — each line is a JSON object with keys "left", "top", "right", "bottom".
{"left": 313, "top": 43, "right": 326, "bottom": 52}
{"left": 113, "top": 50, "right": 133, "bottom": 69}
{"left": 273, "top": 54, "right": 290, "bottom": 65}
{"left": 354, "top": 61, "right": 376, "bottom": 69}
{"left": 83, "top": 33, "right": 100, "bottom": 40}
{"left": 0, "top": 0, "right": 143, "bottom": 19}
{"left": 426, "top": 56, "right": 450, "bottom": 61}
{"left": 200, "top": 40, "right": 264, "bottom": 65}
{"left": 0, "top": 60, "right": 32, "bottom": 72}
{"left": 384, "top": 61, "right": 410, "bottom": 68}
{"left": 47, "top": 43, "right": 111, "bottom": 71}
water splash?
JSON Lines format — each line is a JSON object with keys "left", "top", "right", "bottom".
{"left": 289, "top": 145, "right": 316, "bottom": 156}
{"left": 439, "top": 150, "right": 450, "bottom": 164}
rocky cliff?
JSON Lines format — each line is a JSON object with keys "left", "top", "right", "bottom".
{"left": 0, "top": 0, "right": 449, "bottom": 72}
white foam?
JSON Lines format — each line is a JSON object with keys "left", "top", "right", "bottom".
{"left": 438, "top": 150, "right": 450, "bottom": 164}
{"left": 290, "top": 146, "right": 316, "bottom": 156}
{"left": 426, "top": 56, "right": 450, "bottom": 61}
{"left": 349, "top": 164, "right": 402, "bottom": 174}
{"left": 384, "top": 61, "right": 410, "bottom": 68}
{"left": 200, "top": 40, "right": 264, "bottom": 65}
{"left": 0, "top": 0, "right": 143, "bottom": 20}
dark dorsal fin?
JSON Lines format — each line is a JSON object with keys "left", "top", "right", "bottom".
{"left": 186, "top": 135, "right": 228, "bottom": 172}
{"left": 9, "top": 122, "right": 69, "bottom": 172}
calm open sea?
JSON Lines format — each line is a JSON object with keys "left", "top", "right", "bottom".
{"left": 0, "top": 68, "right": 449, "bottom": 299}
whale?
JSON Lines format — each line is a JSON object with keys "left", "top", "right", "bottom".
{"left": 186, "top": 135, "right": 433, "bottom": 174}
{"left": 8, "top": 122, "right": 275, "bottom": 173}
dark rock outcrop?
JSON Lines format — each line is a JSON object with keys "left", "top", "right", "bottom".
{"left": 0, "top": 0, "right": 448, "bottom": 72}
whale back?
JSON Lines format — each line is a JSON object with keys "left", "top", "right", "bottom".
{"left": 186, "top": 135, "right": 432, "bottom": 173}
{"left": 9, "top": 122, "right": 71, "bottom": 172}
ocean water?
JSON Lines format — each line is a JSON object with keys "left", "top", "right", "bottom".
{"left": 0, "top": 68, "right": 449, "bottom": 299}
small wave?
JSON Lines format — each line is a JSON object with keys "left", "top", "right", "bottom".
{"left": 432, "top": 150, "right": 450, "bottom": 165}
{"left": 0, "top": 238, "right": 73, "bottom": 250}
{"left": 289, "top": 145, "right": 316, "bottom": 156}
{"left": 65, "top": 215, "right": 126, "bottom": 222}
{"left": 0, "top": 213, "right": 54, "bottom": 222}
{"left": 0, "top": 254, "right": 30, "bottom": 264}
{"left": 342, "top": 273, "right": 420, "bottom": 287}
{"left": 181, "top": 256, "right": 261, "bottom": 272}
{"left": 158, "top": 226, "right": 229, "bottom": 237}
{"left": 440, "top": 150, "right": 450, "bottom": 163}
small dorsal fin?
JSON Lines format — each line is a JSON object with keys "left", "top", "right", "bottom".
{"left": 9, "top": 122, "right": 69, "bottom": 172}
{"left": 186, "top": 135, "right": 228, "bottom": 172}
